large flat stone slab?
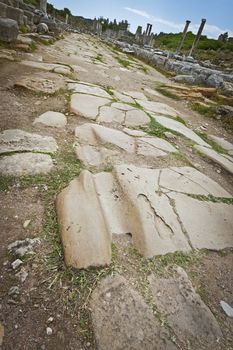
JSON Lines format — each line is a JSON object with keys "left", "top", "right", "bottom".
{"left": 0, "top": 129, "right": 58, "bottom": 155}
{"left": 125, "top": 109, "right": 150, "bottom": 127}
{"left": 149, "top": 267, "right": 222, "bottom": 346}
{"left": 91, "top": 275, "right": 177, "bottom": 350}
{"left": 68, "top": 82, "right": 112, "bottom": 99}
{"left": 195, "top": 145, "right": 233, "bottom": 174}
{"left": 169, "top": 193, "right": 233, "bottom": 250}
{"left": 56, "top": 164, "right": 232, "bottom": 268}
{"left": 123, "top": 90, "right": 148, "bottom": 101}
{"left": 154, "top": 116, "right": 210, "bottom": 147}
{"left": 75, "top": 144, "right": 118, "bottom": 167}
{"left": 98, "top": 106, "right": 125, "bottom": 124}
{"left": 70, "top": 93, "right": 110, "bottom": 120}
{"left": 209, "top": 135, "right": 233, "bottom": 155}
{"left": 0, "top": 153, "right": 54, "bottom": 176}
{"left": 15, "top": 76, "right": 65, "bottom": 94}
{"left": 33, "top": 111, "right": 67, "bottom": 128}
{"left": 137, "top": 100, "right": 179, "bottom": 118}
{"left": 56, "top": 171, "right": 112, "bottom": 269}
{"left": 112, "top": 90, "right": 135, "bottom": 104}
{"left": 19, "top": 60, "right": 71, "bottom": 74}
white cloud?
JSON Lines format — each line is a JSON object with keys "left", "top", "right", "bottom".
{"left": 124, "top": 6, "right": 233, "bottom": 39}
{"left": 124, "top": 7, "right": 150, "bottom": 19}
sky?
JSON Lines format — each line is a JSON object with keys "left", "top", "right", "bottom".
{"left": 50, "top": 0, "right": 233, "bottom": 39}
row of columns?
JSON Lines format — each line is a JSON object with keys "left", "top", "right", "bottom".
{"left": 176, "top": 18, "right": 206, "bottom": 55}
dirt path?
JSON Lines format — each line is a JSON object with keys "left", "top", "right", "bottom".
{"left": 0, "top": 33, "right": 233, "bottom": 350}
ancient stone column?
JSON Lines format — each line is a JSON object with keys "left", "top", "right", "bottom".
{"left": 189, "top": 18, "right": 206, "bottom": 56}
{"left": 146, "top": 23, "right": 150, "bottom": 35}
{"left": 65, "top": 14, "right": 69, "bottom": 24}
{"left": 40, "top": 0, "right": 47, "bottom": 13}
{"left": 148, "top": 24, "right": 152, "bottom": 36}
{"left": 176, "top": 20, "right": 191, "bottom": 54}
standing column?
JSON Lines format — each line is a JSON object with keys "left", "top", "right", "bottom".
{"left": 65, "top": 14, "right": 69, "bottom": 24}
{"left": 148, "top": 24, "right": 152, "bottom": 36}
{"left": 145, "top": 23, "right": 150, "bottom": 35}
{"left": 40, "top": 0, "right": 47, "bottom": 13}
{"left": 189, "top": 18, "right": 206, "bottom": 56}
{"left": 176, "top": 20, "right": 191, "bottom": 54}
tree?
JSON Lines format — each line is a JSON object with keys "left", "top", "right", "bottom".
{"left": 218, "top": 32, "right": 228, "bottom": 43}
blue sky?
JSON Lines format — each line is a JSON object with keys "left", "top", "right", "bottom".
{"left": 50, "top": 0, "right": 233, "bottom": 38}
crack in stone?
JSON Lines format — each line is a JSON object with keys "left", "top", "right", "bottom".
{"left": 137, "top": 193, "right": 175, "bottom": 239}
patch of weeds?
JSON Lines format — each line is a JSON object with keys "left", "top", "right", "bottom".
{"left": 114, "top": 56, "right": 131, "bottom": 68}
{"left": 145, "top": 116, "right": 168, "bottom": 138}
{"left": 175, "top": 115, "right": 186, "bottom": 125}
{"left": 188, "top": 194, "right": 233, "bottom": 205}
{"left": 0, "top": 175, "right": 15, "bottom": 191}
{"left": 38, "top": 38, "right": 54, "bottom": 46}
{"left": 103, "top": 164, "right": 114, "bottom": 172}
{"left": 156, "top": 87, "right": 180, "bottom": 100}
{"left": 19, "top": 25, "right": 28, "bottom": 34}
{"left": 154, "top": 66, "right": 174, "bottom": 78}
{"left": 195, "top": 131, "right": 227, "bottom": 154}
{"left": 191, "top": 102, "right": 214, "bottom": 117}
{"left": 95, "top": 53, "right": 104, "bottom": 63}
{"left": 171, "top": 152, "right": 193, "bottom": 166}
{"left": 128, "top": 101, "right": 144, "bottom": 110}
{"left": 104, "top": 85, "right": 114, "bottom": 96}
{"left": 30, "top": 41, "right": 37, "bottom": 52}
{"left": 196, "top": 285, "right": 209, "bottom": 302}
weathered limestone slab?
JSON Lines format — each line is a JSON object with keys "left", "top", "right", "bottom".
{"left": 19, "top": 60, "right": 71, "bottom": 73}
{"left": 56, "top": 171, "right": 112, "bottom": 269}
{"left": 53, "top": 66, "right": 71, "bottom": 75}
{"left": 149, "top": 267, "right": 222, "bottom": 345}
{"left": 112, "top": 90, "right": 135, "bottom": 104}
{"left": 98, "top": 106, "right": 125, "bottom": 124}
{"left": 75, "top": 144, "right": 118, "bottom": 167}
{"left": 91, "top": 275, "right": 177, "bottom": 350}
{"left": 136, "top": 100, "right": 179, "bottom": 118}
{"left": 195, "top": 145, "right": 233, "bottom": 174}
{"left": 125, "top": 109, "right": 150, "bottom": 127}
{"left": 208, "top": 135, "right": 233, "bottom": 155}
{"left": 123, "top": 91, "right": 148, "bottom": 101}
{"left": 68, "top": 82, "right": 112, "bottom": 99}
{"left": 138, "top": 137, "right": 177, "bottom": 154}
{"left": 123, "top": 128, "right": 147, "bottom": 137}
{"left": 0, "top": 129, "right": 58, "bottom": 154}
{"left": 160, "top": 166, "right": 231, "bottom": 197}
{"left": 33, "top": 111, "right": 67, "bottom": 128}
{"left": 15, "top": 76, "right": 64, "bottom": 94}
{"left": 111, "top": 102, "right": 135, "bottom": 111}
{"left": 169, "top": 193, "right": 233, "bottom": 250}
{"left": 0, "top": 153, "right": 54, "bottom": 176}
{"left": 75, "top": 123, "right": 135, "bottom": 153}
{"left": 154, "top": 116, "right": 210, "bottom": 147}
{"left": 70, "top": 93, "right": 110, "bottom": 120}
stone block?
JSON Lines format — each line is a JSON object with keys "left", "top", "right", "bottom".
{"left": 6, "top": 6, "right": 24, "bottom": 25}
{"left": 0, "top": 2, "right": 7, "bottom": 17}
{"left": 23, "top": 9, "right": 34, "bottom": 25}
{"left": 0, "top": 18, "right": 18, "bottom": 42}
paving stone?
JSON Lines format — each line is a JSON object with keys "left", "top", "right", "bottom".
{"left": 68, "top": 82, "right": 112, "bottom": 99}
{"left": 137, "top": 137, "right": 177, "bottom": 155}
{"left": 169, "top": 192, "right": 233, "bottom": 250}
{"left": 208, "top": 135, "right": 233, "bottom": 154}
{"left": 15, "top": 76, "right": 64, "bottom": 94}
{"left": 154, "top": 116, "right": 210, "bottom": 147}
{"left": 53, "top": 66, "right": 71, "bottom": 75}
{"left": 123, "top": 128, "right": 147, "bottom": 137}
{"left": 91, "top": 275, "right": 177, "bottom": 350}
{"left": 160, "top": 166, "right": 231, "bottom": 197}
{"left": 56, "top": 170, "right": 112, "bottom": 269}
{"left": 136, "top": 100, "right": 179, "bottom": 118}
{"left": 0, "top": 153, "right": 54, "bottom": 176}
{"left": 149, "top": 266, "right": 222, "bottom": 345}
{"left": 33, "top": 111, "right": 67, "bottom": 128}
{"left": 112, "top": 90, "right": 135, "bottom": 103}
{"left": 75, "top": 144, "right": 118, "bottom": 167}
{"left": 125, "top": 109, "right": 150, "bottom": 127}
{"left": 19, "top": 60, "right": 70, "bottom": 73}
{"left": 111, "top": 102, "right": 135, "bottom": 111}
{"left": 0, "top": 129, "right": 58, "bottom": 154}
{"left": 75, "top": 123, "right": 135, "bottom": 153}
{"left": 123, "top": 91, "right": 148, "bottom": 101}
{"left": 98, "top": 106, "right": 125, "bottom": 124}
{"left": 195, "top": 145, "right": 233, "bottom": 174}
{"left": 70, "top": 93, "right": 110, "bottom": 120}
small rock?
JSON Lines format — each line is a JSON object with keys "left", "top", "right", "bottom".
{"left": 46, "top": 327, "right": 53, "bottom": 336}
{"left": 8, "top": 238, "right": 40, "bottom": 258}
{"left": 23, "top": 219, "right": 31, "bottom": 229}
{"left": 216, "top": 169, "right": 221, "bottom": 174}
{"left": 220, "top": 300, "right": 233, "bottom": 317}
{"left": 16, "top": 268, "right": 28, "bottom": 283}
{"left": 47, "top": 317, "right": 54, "bottom": 323}
{"left": 8, "top": 286, "right": 20, "bottom": 296}
{"left": 12, "top": 259, "right": 23, "bottom": 270}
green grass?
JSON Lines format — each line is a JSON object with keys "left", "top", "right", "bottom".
{"left": 188, "top": 194, "right": 233, "bottom": 205}
{"left": 145, "top": 117, "right": 169, "bottom": 138}
{"left": 19, "top": 25, "right": 28, "bottom": 34}
{"left": 114, "top": 56, "right": 132, "bottom": 68}
{"left": 191, "top": 102, "right": 214, "bottom": 117}
{"left": 95, "top": 53, "right": 104, "bottom": 63}
{"left": 156, "top": 87, "right": 181, "bottom": 100}
{"left": 195, "top": 131, "right": 227, "bottom": 154}
{"left": 175, "top": 115, "right": 187, "bottom": 125}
